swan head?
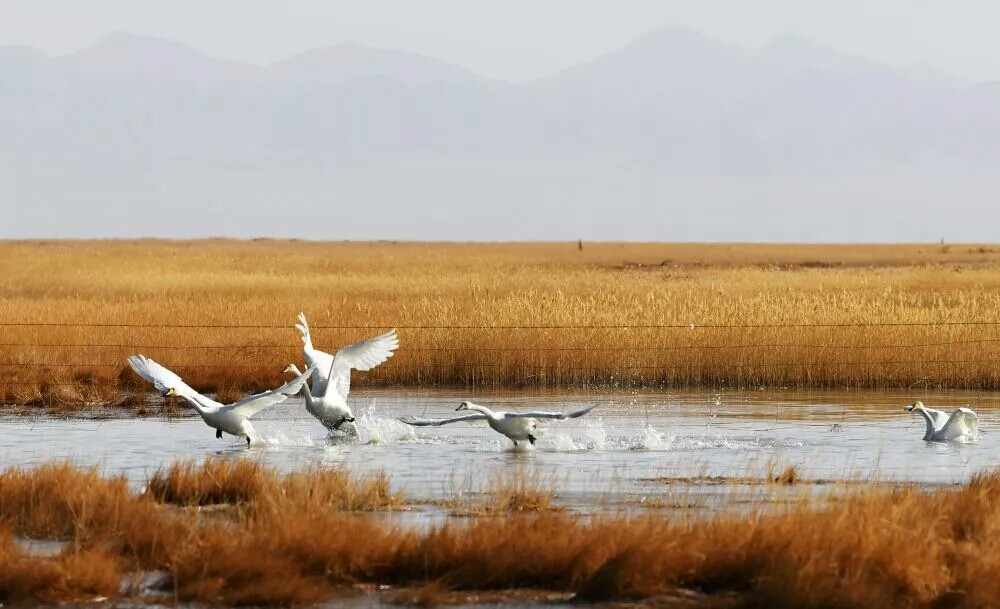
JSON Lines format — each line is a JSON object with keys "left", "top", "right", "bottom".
{"left": 904, "top": 401, "right": 925, "bottom": 412}
{"left": 163, "top": 387, "right": 175, "bottom": 398}
{"left": 282, "top": 363, "right": 299, "bottom": 375}
{"left": 456, "top": 401, "right": 471, "bottom": 412}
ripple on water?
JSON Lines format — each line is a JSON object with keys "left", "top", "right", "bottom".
{"left": 3, "top": 389, "right": 1000, "bottom": 511}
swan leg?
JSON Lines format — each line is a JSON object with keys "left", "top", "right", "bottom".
{"left": 332, "top": 416, "right": 356, "bottom": 430}
{"left": 215, "top": 428, "right": 222, "bottom": 439}
{"left": 528, "top": 434, "right": 537, "bottom": 445}
{"left": 512, "top": 440, "right": 518, "bottom": 447}
{"left": 245, "top": 436, "right": 251, "bottom": 447}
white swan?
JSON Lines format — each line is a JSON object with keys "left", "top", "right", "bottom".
{"left": 398, "top": 401, "right": 599, "bottom": 447}
{"left": 904, "top": 401, "right": 979, "bottom": 442}
{"left": 127, "top": 354, "right": 314, "bottom": 446}
{"left": 284, "top": 312, "right": 399, "bottom": 436}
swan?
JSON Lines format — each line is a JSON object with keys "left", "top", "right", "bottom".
{"left": 398, "top": 401, "right": 599, "bottom": 447}
{"left": 127, "top": 354, "right": 314, "bottom": 446}
{"left": 904, "top": 401, "right": 979, "bottom": 442}
{"left": 283, "top": 312, "right": 398, "bottom": 436}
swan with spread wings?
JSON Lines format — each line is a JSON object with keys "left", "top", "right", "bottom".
{"left": 399, "top": 401, "right": 599, "bottom": 447}
{"left": 284, "top": 313, "right": 399, "bottom": 436}
{"left": 904, "top": 401, "right": 979, "bottom": 442}
{"left": 128, "top": 354, "right": 314, "bottom": 446}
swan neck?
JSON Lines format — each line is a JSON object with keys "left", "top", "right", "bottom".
{"left": 177, "top": 393, "right": 207, "bottom": 414}
{"left": 465, "top": 403, "right": 497, "bottom": 419}
{"left": 300, "top": 386, "right": 317, "bottom": 412}
{"left": 915, "top": 409, "right": 936, "bottom": 439}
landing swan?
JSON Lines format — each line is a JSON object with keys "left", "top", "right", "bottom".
{"left": 399, "top": 401, "right": 598, "bottom": 447}
{"left": 128, "top": 354, "right": 314, "bottom": 445}
{"left": 904, "top": 401, "right": 979, "bottom": 442}
{"left": 284, "top": 312, "right": 399, "bottom": 436}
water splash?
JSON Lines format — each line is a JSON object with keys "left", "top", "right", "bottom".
{"left": 550, "top": 434, "right": 583, "bottom": 451}
{"left": 630, "top": 424, "right": 675, "bottom": 451}
{"left": 255, "top": 430, "right": 316, "bottom": 447}
{"left": 583, "top": 418, "right": 609, "bottom": 450}
{"left": 354, "top": 403, "right": 417, "bottom": 445}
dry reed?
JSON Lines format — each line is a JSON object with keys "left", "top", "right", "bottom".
{"left": 3, "top": 239, "right": 1000, "bottom": 407}
{"left": 147, "top": 458, "right": 402, "bottom": 511}
{"left": 7, "top": 460, "right": 1000, "bottom": 606}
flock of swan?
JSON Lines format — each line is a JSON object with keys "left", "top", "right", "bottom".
{"left": 127, "top": 313, "right": 598, "bottom": 447}
{"left": 126, "top": 313, "right": 982, "bottom": 448}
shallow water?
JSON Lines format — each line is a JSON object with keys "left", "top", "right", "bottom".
{"left": 3, "top": 387, "right": 999, "bottom": 513}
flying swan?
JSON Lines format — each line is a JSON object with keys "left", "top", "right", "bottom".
{"left": 127, "top": 354, "right": 314, "bottom": 446}
{"left": 284, "top": 312, "right": 399, "bottom": 436}
{"left": 398, "top": 401, "right": 599, "bottom": 447}
{"left": 904, "top": 401, "right": 979, "bottom": 442}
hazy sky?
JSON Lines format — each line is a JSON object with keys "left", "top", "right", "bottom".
{"left": 4, "top": 0, "right": 1000, "bottom": 82}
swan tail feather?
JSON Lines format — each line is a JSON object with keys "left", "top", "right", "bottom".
{"left": 296, "top": 312, "right": 314, "bottom": 351}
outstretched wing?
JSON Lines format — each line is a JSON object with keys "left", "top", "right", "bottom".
{"left": 398, "top": 413, "right": 487, "bottom": 427}
{"left": 939, "top": 408, "right": 979, "bottom": 440}
{"left": 508, "top": 404, "right": 599, "bottom": 420}
{"left": 924, "top": 407, "right": 950, "bottom": 431}
{"left": 324, "top": 329, "right": 399, "bottom": 400}
{"left": 295, "top": 313, "right": 334, "bottom": 395}
{"left": 127, "top": 355, "right": 222, "bottom": 410}
{"left": 227, "top": 364, "right": 316, "bottom": 418}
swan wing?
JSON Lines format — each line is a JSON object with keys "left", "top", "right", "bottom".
{"left": 398, "top": 413, "right": 487, "bottom": 427}
{"left": 295, "top": 313, "right": 334, "bottom": 395}
{"left": 323, "top": 329, "right": 399, "bottom": 400}
{"left": 127, "top": 355, "right": 222, "bottom": 410}
{"left": 507, "top": 404, "right": 599, "bottom": 420}
{"left": 924, "top": 407, "right": 950, "bottom": 431}
{"left": 226, "top": 364, "right": 316, "bottom": 418}
{"left": 938, "top": 408, "right": 979, "bottom": 440}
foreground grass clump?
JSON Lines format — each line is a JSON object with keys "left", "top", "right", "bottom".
{"left": 4, "top": 240, "right": 1000, "bottom": 407}
{"left": 7, "top": 459, "right": 1000, "bottom": 605}
{"left": 147, "top": 458, "right": 401, "bottom": 511}
{"left": 146, "top": 458, "right": 269, "bottom": 506}
{"left": 0, "top": 528, "right": 121, "bottom": 605}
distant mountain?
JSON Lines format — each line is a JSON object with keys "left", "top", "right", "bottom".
{"left": 267, "top": 41, "right": 485, "bottom": 88}
{"left": 2, "top": 28, "right": 999, "bottom": 240}
{"left": 61, "top": 32, "right": 260, "bottom": 83}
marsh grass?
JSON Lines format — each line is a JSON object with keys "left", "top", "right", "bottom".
{"left": 439, "top": 472, "right": 561, "bottom": 517}
{"left": 4, "top": 240, "right": 1000, "bottom": 407}
{"left": 9, "top": 460, "right": 1000, "bottom": 605}
{"left": 147, "top": 458, "right": 402, "bottom": 511}
{"left": 146, "top": 458, "right": 269, "bottom": 506}
{"left": 0, "top": 528, "right": 122, "bottom": 605}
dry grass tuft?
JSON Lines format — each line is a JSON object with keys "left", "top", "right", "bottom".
{"left": 0, "top": 463, "right": 137, "bottom": 539}
{"left": 146, "top": 458, "right": 269, "bottom": 506}
{"left": 146, "top": 459, "right": 402, "bottom": 512}
{"left": 0, "top": 528, "right": 122, "bottom": 604}
{"left": 772, "top": 465, "right": 800, "bottom": 485}
{"left": 272, "top": 468, "right": 402, "bottom": 512}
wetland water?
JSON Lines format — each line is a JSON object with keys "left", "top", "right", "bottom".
{"left": 3, "top": 388, "right": 1000, "bottom": 513}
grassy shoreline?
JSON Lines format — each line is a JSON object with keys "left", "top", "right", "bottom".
{"left": 4, "top": 239, "right": 1000, "bottom": 407}
{"left": 2, "top": 458, "right": 1000, "bottom": 607}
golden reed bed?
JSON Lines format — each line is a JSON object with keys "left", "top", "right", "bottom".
{"left": 3, "top": 239, "right": 1000, "bottom": 407}
{"left": 2, "top": 459, "right": 1000, "bottom": 607}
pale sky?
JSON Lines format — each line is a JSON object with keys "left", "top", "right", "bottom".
{"left": 3, "top": 0, "right": 1000, "bottom": 82}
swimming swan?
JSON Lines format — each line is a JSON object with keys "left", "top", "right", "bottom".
{"left": 284, "top": 312, "right": 399, "bottom": 436}
{"left": 904, "top": 401, "right": 979, "bottom": 442}
{"left": 127, "top": 354, "right": 314, "bottom": 445}
{"left": 398, "top": 401, "right": 599, "bottom": 447}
